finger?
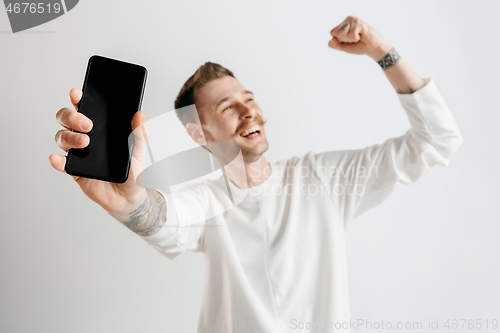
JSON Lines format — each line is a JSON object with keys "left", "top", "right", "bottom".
{"left": 331, "top": 18, "right": 350, "bottom": 36}
{"left": 331, "top": 26, "right": 348, "bottom": 43}
{"left": 328, "top": 36, "right": 343, "bottom": 50}
{"left": 55, "top": 129, "right": 90, "bottom": 152}
{"left": 328, "top": 39, "right": 360, "bottom": 53}
{"left": 49, "top": 153, "right": 67, "bottom": 172}
{"left": 56, "top": 107, "right": 93, "bottom": 133}
{"left": 49, "top": 153, "right": 80, "bottom": 181}
{"left": 346, "top": 20, "right": 362, "bottom": 43}
{"left": 69, "top": 88, "right": 83, "bottom": 110}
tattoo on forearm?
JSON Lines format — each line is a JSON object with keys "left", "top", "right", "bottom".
{"left": 123, "top": 189, "right": 166, "bottom": 237}
{"left": 377, "top": 46, "right": 401, "bottom": 71}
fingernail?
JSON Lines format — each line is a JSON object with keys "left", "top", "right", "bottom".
{"left": 81, "top": 119, "right": 90, "bottom": 130}
{"left": 79, "top": 135, "right": 85, "bottom": 144}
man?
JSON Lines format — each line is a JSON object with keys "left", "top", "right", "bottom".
{"left": 49, "top": 16, "right": 463, "bottom": 333}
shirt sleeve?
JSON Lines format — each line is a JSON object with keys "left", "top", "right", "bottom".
{"left": 139, "top": 186, "right": 208, "bottom": 260}
{"left": 311, "top": 77, "right": 463, "bottom": 228}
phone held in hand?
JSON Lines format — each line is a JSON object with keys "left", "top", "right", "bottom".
{"left": 65, "top": 55, "right": 148, "bottom": 183}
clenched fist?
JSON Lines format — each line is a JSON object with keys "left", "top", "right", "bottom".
{"left": 329, "top": 16, "right": 393, "bottom": 62}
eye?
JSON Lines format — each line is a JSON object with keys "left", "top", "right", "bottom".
{"left": 246, "top": 98, "right": 253, "bottom": 102}
{"left": 223, "top": 105, "right": 232, "bottom": 111}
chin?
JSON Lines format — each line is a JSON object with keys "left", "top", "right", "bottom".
{"left": 240, "top": 140, "right": 269, "bottom": 163}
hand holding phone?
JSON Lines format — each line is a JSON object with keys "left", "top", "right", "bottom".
{"left": 65, "top": 55, "right": 148, "bottom": 183}
{"left": 49, "top": 56, "right": 151, "bottom": 220}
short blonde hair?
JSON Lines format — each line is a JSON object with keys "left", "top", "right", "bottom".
{"left": 174, "top": 62, "right": 235, "bottom": 125}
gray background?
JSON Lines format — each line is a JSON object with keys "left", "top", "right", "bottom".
{"left": 1, "top": 0, "right": 498, "bottom": 332}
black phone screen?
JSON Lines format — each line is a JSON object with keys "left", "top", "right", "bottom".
{"left": 65, "top": 55, "right": 147, "bottom": 183}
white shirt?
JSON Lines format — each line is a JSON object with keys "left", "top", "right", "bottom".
{"left": 140, "top": 78, "right": 462, "bottom": 333}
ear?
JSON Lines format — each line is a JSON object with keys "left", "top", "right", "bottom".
{"left": 186, "top": 123, "right": 207, "bottom": 146}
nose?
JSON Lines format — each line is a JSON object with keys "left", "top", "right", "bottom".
{"left": 238, "top": 101, "right": 255, "bottom": 120}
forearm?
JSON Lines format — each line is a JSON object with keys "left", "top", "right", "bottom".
{"left": 368, "top": 44, "right": 426, "bottom": 94}
{"left": 110, "top": 188, "right": 166, "bottom": 237}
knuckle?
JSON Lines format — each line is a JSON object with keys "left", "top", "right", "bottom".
{"left": 56, "top": 107, "right": 66, "bottom": 121}
{"left": 58, "top": 130, "right": 86, "bottom": 149}
{"left": 55, "top": 129, "right": 65, "bottom": 145}
{"left": 58, "top": 107, "right": 75, "bottom": 127}
{"left": 67, "top": 109, "right": 79, "bottom": 125}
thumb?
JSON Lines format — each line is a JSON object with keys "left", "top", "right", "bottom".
{"left": 131, "top": 111, "right": 148, "bottom": 141}
{"left": 129, "top": 111, "right": 150, "bottom": 184}
{"left": 328, "top": 36, "right": 342, "bottom": 49}
{"left": 328, "top": 37, "right": 358, "bottom": 53}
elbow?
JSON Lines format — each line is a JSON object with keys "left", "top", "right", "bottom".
{"left": 437, "top": 130, "right": 464, "bottom": 162}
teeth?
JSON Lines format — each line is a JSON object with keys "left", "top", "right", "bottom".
{"left": 242, "top": 125, "right": 260, "bottom": 137}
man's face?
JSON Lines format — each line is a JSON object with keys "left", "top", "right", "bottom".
{"left": 194, "top": 76, "right": 269, "bottom": 163}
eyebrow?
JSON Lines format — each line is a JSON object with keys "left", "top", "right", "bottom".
{"left": 215, "top": 90, "right": 254, "bottom": 110}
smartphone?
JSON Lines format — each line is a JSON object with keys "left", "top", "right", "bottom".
{"left": 65, "top": 55, "right": 148, "bottom": 183}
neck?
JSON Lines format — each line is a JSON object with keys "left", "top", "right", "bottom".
{"left": 224, "top": 154, "right": 271, "bottom": 189}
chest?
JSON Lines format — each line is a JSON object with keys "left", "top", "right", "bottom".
{"left": 209, "top": 188, "right": 342, "bottom": 259}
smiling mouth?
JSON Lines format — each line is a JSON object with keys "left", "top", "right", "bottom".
{"left": 240, "top": 125, "right": 261, "bottom": 138}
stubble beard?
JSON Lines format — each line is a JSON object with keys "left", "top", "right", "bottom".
{"left": 240, "top": 139, "right": 269, "bottom": 164}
